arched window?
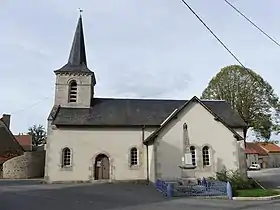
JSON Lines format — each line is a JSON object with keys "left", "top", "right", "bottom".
{"left": 69, "top": 80, "right": 77, "bottom": 102}
{"left": 130, "top": 147, "right": 138, "bottom": 166}
{"left": 62, "top": 147, "right": 72, "bottom": 167}
{"left": 202, "top": 146, "right": 210, "bottom": 166}
{"left": 190, "top": 146, "right": 196, "bottom": 166}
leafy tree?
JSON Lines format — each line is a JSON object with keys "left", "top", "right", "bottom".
{"left": 201, "top": 65, "right": 280, "bottom": 141}
{"left": 28, "top": 124, "right": 47, "bottom": 146}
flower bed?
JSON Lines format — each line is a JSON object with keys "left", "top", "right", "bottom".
{"left": 236, "top": 189, "right": 280, "bottom": 197}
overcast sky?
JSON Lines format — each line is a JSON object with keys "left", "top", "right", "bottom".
{"left": 1, "top": 0, "right": 280, "bottom": 135}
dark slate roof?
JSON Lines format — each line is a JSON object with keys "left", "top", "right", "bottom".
{"left": 51, "top": 98, "right": 247, "bottom": 128}
{"left": 54, "top": 15, "right": 93, "bottom": 74}
{"left": 144, "top": 96, "right": 244, "bottom": 144}
{"left": 0, "top": 119, "right": 24, "bottom": 154}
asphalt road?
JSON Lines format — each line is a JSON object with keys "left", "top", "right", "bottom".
{"left": 1, "top": 180, "right": 280, "bottom": 209}
{"left": 248, "top": 168, "right": 280, "bottom": 189}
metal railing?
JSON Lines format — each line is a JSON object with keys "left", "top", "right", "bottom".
{"left": 155, "top": 178, "right": 232, "bottom": 198}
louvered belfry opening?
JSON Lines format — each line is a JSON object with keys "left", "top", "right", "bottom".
{"left": 69, "top": 80, "right": 78, "bottom": 102}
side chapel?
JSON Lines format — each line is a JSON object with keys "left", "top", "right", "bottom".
{"left": 45, "top": 15, "right": 247, "bottom": 183}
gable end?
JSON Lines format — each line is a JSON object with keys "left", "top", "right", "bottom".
{"left": 144, "top": 96, "right": 244, "bottom": 145}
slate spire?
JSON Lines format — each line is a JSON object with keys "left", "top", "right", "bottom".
{"left": 55, "top": 14, "right": 93, "bottom": 74}
{"left": 68, "top": 14, "right": 87, "bottom": 66}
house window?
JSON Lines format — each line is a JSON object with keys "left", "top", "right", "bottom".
{"left": 69, "top": 80, "right": 77, "bottom": 102}
{"left": 62, "top": 147, "right": 72, "bottom": 167}
{"left": 202, "top": 146, "right": 210, "bottom": 166}
{"left": 130, "top": 147, "right": 138, "bottom": 166}
{"left": 190, "top": 146, "right": 196, "bottom": 166}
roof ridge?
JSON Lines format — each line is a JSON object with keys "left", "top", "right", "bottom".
{"left": 94, "top": 97, "right": 187, "bottom": 101}
{"left": 91, "top": 97, "right": 228, "bottom": 102}
{"left": 200, "top": 99, "right": 226, "bottom": 102}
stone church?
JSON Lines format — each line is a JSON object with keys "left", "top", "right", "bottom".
{"left": 44, "top": 15, "right": 248, "bottom": 183}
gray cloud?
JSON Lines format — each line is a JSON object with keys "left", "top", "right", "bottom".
{"left": 1, "top": 0, "right": 280, "bottom": 133}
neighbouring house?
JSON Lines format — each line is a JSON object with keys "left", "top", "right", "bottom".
{"left": 0, "top": 114, "right": 46, "bottom": 179}
{"left": 244, "top": 142, "right": 280, "bottom": 168}
{"left": 257, "top": 142, "right": 280, "bottom": 168}
{"left": 45, "top": 15, "right": 248, "bottom": 184}
{"left": 0, "top": 114, "right": 24, "bottom": 176}
{"left": 245, "top": 142, "right": 269, "bottom": 168}
{"left": 14, "top": 134, "right": 32, "bottom": 151}
{"left": 244, "top": 146, "right": 259, "bottom": 167}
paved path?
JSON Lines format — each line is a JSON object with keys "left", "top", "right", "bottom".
{"left": 248, "top": 168, "right": 280, "bottom": 189}
{"left": 0, "top": 180, "right": 280, "bottom": 209}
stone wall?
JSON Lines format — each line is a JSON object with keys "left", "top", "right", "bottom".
{"left": 2, "top": 151, "right": 45, "bottom": 179}
{"left": 267, "top": 153, "right": 280, "bottom": 168}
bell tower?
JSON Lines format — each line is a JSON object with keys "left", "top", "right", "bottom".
{"left": 53, "top": 14, "right": 96, "bottom": 108}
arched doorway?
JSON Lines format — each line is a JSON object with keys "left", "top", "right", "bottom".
{"left": 94, "top": 154, "right": 110, "bottom": 180}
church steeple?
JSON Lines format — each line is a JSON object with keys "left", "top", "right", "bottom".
{"left": 54, "top": 14, "right": 93, "bottom": 74}
{"left": 53, "top": 13, "right": 96, "bottom": 108}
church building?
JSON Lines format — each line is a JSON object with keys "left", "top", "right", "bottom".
{"left": 44, "top": 15, "right": 248, "bottom": 183}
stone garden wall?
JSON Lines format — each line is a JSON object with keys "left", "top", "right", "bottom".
{"left": 2, "top": 151, "right": 45, "bottom": 179}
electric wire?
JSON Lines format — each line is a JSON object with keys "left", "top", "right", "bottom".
{"left": 223, "top": 0, "right": 280, "bottom": 48}
{"left": 180, "top": 0, "right": 266, "bottom": 87}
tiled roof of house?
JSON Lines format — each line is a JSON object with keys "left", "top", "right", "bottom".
{"left": 245, "top": 147, "right": 258, "bottom": 154}
{"left": 14, "top": 134, "right": 32, "bottom": 151}
{"left": 257, "top": 142, "right": 280, "bottom": 153}
{"left": 246, "top": 142, "right": 268, "bottom": 156}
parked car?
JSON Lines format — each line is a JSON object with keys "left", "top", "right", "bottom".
{"left": 248, "top": 164, "right": 261, "bottom": 170}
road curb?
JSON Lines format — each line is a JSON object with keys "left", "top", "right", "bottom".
{"left": 0, "top": 179, "right": 43, "bottom": 181}
{"left": 192, "top": 196, "right": 228, "bottom": 199}
{"left": 233, "top": 194, "right": 280, "bottom": 201}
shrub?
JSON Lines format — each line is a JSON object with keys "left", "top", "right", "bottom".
{"left": 207, "top": 176, "right": 216, "bottom": 180}
{"left": 215, "top": 169, "right": 259, "bottom": 196}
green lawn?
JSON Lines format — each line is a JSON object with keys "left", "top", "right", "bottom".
{"left": 236, "top": 189, "right": 280, "bottom": 197}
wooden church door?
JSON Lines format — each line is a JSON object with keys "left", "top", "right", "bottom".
{"left": 94, "top": 154, "right": 109, "bottom": 180}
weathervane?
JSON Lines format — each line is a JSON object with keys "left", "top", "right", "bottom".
{"left": 79, "top": 8, "right": 83, "bottom": 14}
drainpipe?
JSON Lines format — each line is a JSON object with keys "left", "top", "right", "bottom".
{"left": 142, "top": 125, "right": 149, "bottom": 184}
{"left": 243, "top": 126, "right": 249, "bottom": 177}
{"left": 243, "top": 123, "right": 249, "bottom": 146}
